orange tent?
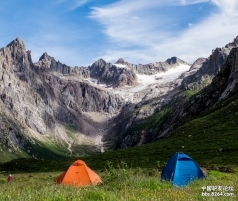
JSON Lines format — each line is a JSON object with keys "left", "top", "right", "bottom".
{"left": 54, "top": 160, "right": 102, "bottom": 187}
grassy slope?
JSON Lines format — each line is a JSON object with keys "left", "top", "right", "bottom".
{"left": 79, "top": 91, "right": 238, "bottom": 170}
{"left": 0, "top": 136, "right": 71, "bottom": 163}
{"left": 127, "top": 89, "right": 198, "bottom": 132}
{"left": 129, "top": 105, "right": 171, "bottom": 132}
{"left": 0, "top": 124, "right": 95, "bottom": 163}
{"left": 0, "top": 145, "right": 27, "bottom": 163}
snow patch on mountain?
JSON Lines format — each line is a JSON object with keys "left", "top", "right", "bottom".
{"left": 84, "top": 63, "right": 191, "bottom": 104}
{"left": 136, "top": 64, "right": 191, "bottom": 84}
{"left": 114, "top": 64, "right": 127, "bottom": 68}
{"left": 111, "top": 63, "right": 191, "bottom": 103}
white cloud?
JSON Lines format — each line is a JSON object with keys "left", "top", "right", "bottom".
{"left": 90, "top": 0, "right": 176, "bottom": 48}
{"left": 72, "top": 0, "right": 91, "bottom": 9}
{"left": 211, "top": 0, "right": 238, "bottom": 15}
{"left": 180, "top": 0, "right": 209, "bottom": 5}
{"left": 90, "top": 0, "right": 238, "bottom": 64}
{"left": 57, "top": 0, "right": 91, "bottom": 10}
{"left": 154, "top": 13, "right": 238, "bottom": 62}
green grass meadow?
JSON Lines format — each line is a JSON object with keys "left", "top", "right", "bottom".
{"left": 0, "top": 164, "right": 237, "bottom": 201}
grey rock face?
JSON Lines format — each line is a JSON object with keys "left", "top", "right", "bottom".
{"left": 181, "top": 36, "right": 238, "bottom": 91}
{"left": 0, "top": 38, "right": 124, "bottom": 159}
{"left": 0, "top": 113, "right": 27, "bottom": 149}
{"left": 57, "top": 81, "right": 124, "bottom": 113}
{"left": 180, "top": 58, "right": 207, "bottom": 79}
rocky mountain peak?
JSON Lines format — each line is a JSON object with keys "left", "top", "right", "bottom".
{"left": 6, "top": 38, "right": 26, "bottom": 51}
{"left": 96, "top": 58, "right": 106, "bottom": 64}
{"left": 165, "top": 57, "right": 190, "bottom": 66}
{"left": 39, "top": 52, "right": 52, "bottom": 61}
{"left": 89, "top": 57, "right": 137, "bottom": 87}
{"left": 34, "top": 52, "right": 54, "bottom": 69}
{"left": 90, "top": 58, "right": 108, "bottom": 68}
{"left": 165, "top": 56, "right": 178, "bottom": 64}
{"left": 115, "top": 58, "right": 125, "bottom": 63}
{"left": 189, "top": 58, "right": 207, "bottom": 71}
{"left": 181, "top": 35, "right": 238, "bottom": 91}
{"left": 225, "top": 36, "right": 238, "bottom": 49}
{"left": 3, "top": 38, "right": 33, "bottom": 66}
{"left": 114, "top": 58, "right": 131, "bottom": 67}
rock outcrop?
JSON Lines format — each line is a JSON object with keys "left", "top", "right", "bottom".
{"left": 89, "top": 59, "right": 137, "bottom": 87}
{"left": 34, "top": 52, "right": 90, "bottom": 78}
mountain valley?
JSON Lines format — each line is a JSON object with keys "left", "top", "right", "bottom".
{"left": 0, "top": 36, "right": 238, "bottom": 162}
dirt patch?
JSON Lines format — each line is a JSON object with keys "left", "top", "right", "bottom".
{"left": 219, "top": 166, "right": 236, "bottom": 173}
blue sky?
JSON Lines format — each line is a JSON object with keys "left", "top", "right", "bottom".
{"left": 0, "top": 0, "right": 238, "bottom": 66}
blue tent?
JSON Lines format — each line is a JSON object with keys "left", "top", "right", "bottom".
{"left": 161, "top": 153, "right": 205, "bottom": 186}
